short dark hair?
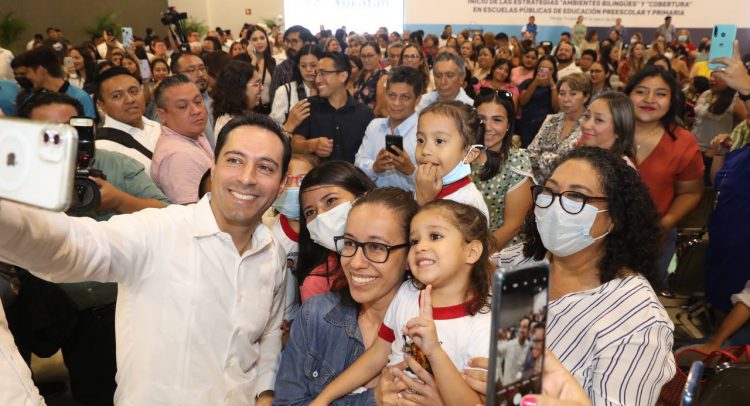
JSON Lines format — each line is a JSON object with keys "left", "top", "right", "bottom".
{"left": 153, "top": 74, "right": 194, "bottom": 109}
{"left": 15, "top": 46, "right": 63, "bottom": 78}
{"left": 210, "top": 60, "right": 258, "bottom": 121}
{"left": 320, "top": 51, "right": 351, "bottom": 83}
{"left": 94, "top": 67, "right": 138, "bottom": 101}
{"left": 494, "top": 32, "right": 509, "bottom": 41}
{"left": 361, "top": 41, "right": 381, "bottom": 57}
{"left": 17, "top": 92, "right": 84, "bottom": 119}
{"left": 581, "top": 49, "right": 598, "bottom": 61}
{"left": 170, "top": 52, "right": 203, "bottom": 74}
{"left": 387, "top": 66, "right": 425, "bottom": 96}
{"left": 214, "top": 113, "right": 292, "bottom": 177}
{"left": 203, "top": 36, "right": 222, "bottom": 52}
{"left": 284, "top": 25, "right": 315, "bottom": 43}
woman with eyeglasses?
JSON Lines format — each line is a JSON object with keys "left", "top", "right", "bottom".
{"left": 521, "top": 146, "right": 675, "bottom": 406}
{"left": 270, "top": 45, "right": 321, "bottom": 130}
{"left": 354, "top": 41, "right": 388, "bottom": 115}
{"left": 399, "top": 44, "right": 434, "bottom": 94}
{"left": 625, "top": 66, "right": 704, "bottom": 285}
{"left": 275, "top": 188, "right": 431, "bottom": 405}
{"left": 588, "top": 61, "right": 612, "bottom": 99}
{"left": 476, "top": 58, "right": 520, "bottom": 110}
{"left": 210, "top": 60, "right": 263, "bottom": 135}
{"left": 527, "top": 72, "right": 590, "bottom": 183}
{"left": 472, "top": 90, "right": 533, "bottom": 249}
{"left": 296, "top": 161, "right": 376, "bottom": 303}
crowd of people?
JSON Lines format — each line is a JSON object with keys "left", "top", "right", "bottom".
{"left": 0, "top": 12, "right": 749, "bottom": 406}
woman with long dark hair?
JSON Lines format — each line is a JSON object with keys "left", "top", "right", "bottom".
{"left": 270, "top": 44, "right": 322, "bottom": 130}
{"left": 65, "top": 47, "right": 96, "bottom": 94}
{"left": 472, "top": 89, "right": 533, "bottom": 249}
{"left": 210, "top": 60, "right": 262, "bottom": 134}
{"left": 518, "top": 55, "right": 559, "bottom": 147}
{"left": 296, "top": 161, "right": 376, "bottom": 302}
{"left": 625, "top": 66, "right": 704, "bottom": 284}
{"left": 236, "top": 26, "right": 276, "bottom": 114}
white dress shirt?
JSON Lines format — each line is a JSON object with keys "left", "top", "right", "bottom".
{"left": 0, "top": 300, "right": 45, "bottom": 406}
{"left": 0, "top": 196, "right": 286, "bottom": 405}
{"left": 416, "top": 88, "right": 474, "bottom": 112}
{"left": 355, "top": 112, "right": 419, "bottom": 191}
{"left": 98, "top": 115, "right": 161, "bottom": 177}
{"left": 556, "top": 63, "right": 583, "bottom": 80}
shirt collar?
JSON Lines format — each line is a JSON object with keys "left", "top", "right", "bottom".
{"left": 103, "top": 114, "right": 144, "bottom": 136}
{"left": 192, "top": 193, "right": 274, "bottom": 254}
{"left": 324, "top": 294, "right": 362, "bottom": 341}
{"left": 383, "top": 111, "right": 419, "bottom": 135}
{"left": 162, "top": 125, "right": 205, "bottom": 143}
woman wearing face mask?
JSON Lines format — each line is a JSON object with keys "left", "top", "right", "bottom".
{"left": 625, "top": 66, "right": 704, "bottom": 286}
{"left": 579, "top": 92, "right": 637, "bottom": 167}
{"left": 270, "top": 45, "right": 321, "bottom": 129}
{"left": 267, "top": 153, "right": 319, "bottom": 344}
{"left": 275, "top": 188, "right": 439, "bottom": 405}
{"left": 521, "top": 146, "right": 675, "bottom": 406}
{"left": 527, "top": 73, "right": 591, "bottom": 183}
{"left": 472, "top": 89, "right": 533, "bottom": 249}
{"left": 297, "top": 161, "right": 376, "bottom": 302}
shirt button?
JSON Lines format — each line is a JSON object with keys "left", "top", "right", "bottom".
{"left": 312, "top": 370, "right": 319, "bottom": 378}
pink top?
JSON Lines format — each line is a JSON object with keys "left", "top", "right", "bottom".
{"left": 300, "top": 253, "right": 342, "bottom": 303}
{"left": 151, "top": 126, "right": 214, "bottom": 204}
{"left": 510, "top": 66, "right": 534, "bottom": 87}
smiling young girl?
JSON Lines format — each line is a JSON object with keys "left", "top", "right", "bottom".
{"left": 414, "top": 101, "right": 490, "bottom": 221}
{"left": 310, "top": 200, "right": 492, "bottom": 406}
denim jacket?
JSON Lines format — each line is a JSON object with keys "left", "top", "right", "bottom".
{"left": 273, "top": 293, "right": 377, "bottom": 406}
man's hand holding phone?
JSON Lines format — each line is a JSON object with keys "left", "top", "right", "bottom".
{"left": 308, "top": 137, "right": 333, "bottom": 157}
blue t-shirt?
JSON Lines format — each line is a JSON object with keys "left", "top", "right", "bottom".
{"left": 64, "top": 82, "right": 96, "bottom": 118}
{"left": 0, "top": 80, "right": 19, "bottom": 116}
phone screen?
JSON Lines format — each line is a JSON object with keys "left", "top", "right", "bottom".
{"left": 122, "top": 27, "right": 134, "bottom": 49}
{"left": 539, "top": 67, "right": 549, "bottom": 78}
{"left": 487, "top": 264, "right": 549, "bottom": 406}
{"left": 385, "top": 135, "right": 403, "bottom": 154}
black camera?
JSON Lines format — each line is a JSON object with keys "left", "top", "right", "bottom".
{"left": 68, "top": 117, "right": 106, "bottom": 215}
{"left": 160, "top": 7, "right": 187, "bottom": 26}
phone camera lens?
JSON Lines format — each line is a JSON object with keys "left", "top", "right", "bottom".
{"left": 43, "top": 132, "right": 50, "bottom": 143}
{"left": 54, "top": 134, "right": 61, "bottom": 144}
{"left": 721, "top": 33, "right": 726, "bottom": 37}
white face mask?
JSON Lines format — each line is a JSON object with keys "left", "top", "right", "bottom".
{"left": 307, "top": 201, "right": 353, "bottom": 251}
{"left": 534, "top": 195, "right": 610, "bottom": 257}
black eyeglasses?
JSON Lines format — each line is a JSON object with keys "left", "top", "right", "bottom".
{"left": 333, "top": 236, "right": 409, "bottom": 264}
{"left": 478, "top": 87, "right": 514, "bottom": 102}
{"left": 531, "top": 185, "right": 608, "bottom": 215}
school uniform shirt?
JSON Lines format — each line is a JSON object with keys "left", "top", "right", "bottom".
{"left": 0, "top": 195, "right": 287, "bottom": 405}
{"left": 378, "top": 282, "right": 491, "bottom": 372}
{"left": 435, "top": 176, "right": 490, "bottom": 223}
{"left": 98, "top": 114, "right": 162, "bottom": 178}
{"left": 355, "top": 112, "right": 419, "bottom": 191}
{"left": 547, "top": 275, "right": 676, "bottom": 406}
{"left": 0, "top": 300, "right": 45, "bottom": 406}
{"left": 415, "top": 88, "right": 474, "bottom": 113}
{"left": 271, "top": 214, "right": 301, "bottom": 322}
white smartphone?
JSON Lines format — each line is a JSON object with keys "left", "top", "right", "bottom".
{"left": 0, "top": 118, "right": 78, "bottom": 211}
{"left": 486, "top": 263, "right": 550, "bottom": 406}
{"left": 139, "top": 59, "right": 152, "bottom": 79}
{"left": 122, "top": 26, "right": 134, "bottom": 49}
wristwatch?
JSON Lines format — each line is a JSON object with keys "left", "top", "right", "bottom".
{"left": 738, "top": 91, "right": 750, "bottom": 102}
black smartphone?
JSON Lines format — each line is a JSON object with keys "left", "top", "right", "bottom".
{"left": 486, "top": 263, "right": 550, "bottom": 406}
{"left": 681, "top": 360, "right": 703, "bottom": 406}
{"left": 385, "top": 135, "right": 403, "bottom": 155}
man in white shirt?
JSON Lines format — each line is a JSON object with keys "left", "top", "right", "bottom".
{"left": 416, "top": 52, "right": 473, "bottom": 112}
{"left": 555, "top": 41, "right": 582, "bottom": 80}
{"left": 656, "top": 16, "right": 677, "bottom": 43}
{"left": 0, "top": 113, "right": 291, "bottom": 405}
{"left": 96, "top": 67, "right": 161, "bottom": 176}
{"left": 355, "top": 66, "right": 423, "bottom": 191}
{"left": 497, "top": 317, "right": 531, "bottom": 385}
{"left": 0, "top": 299, "right": 45, "bottom": 406}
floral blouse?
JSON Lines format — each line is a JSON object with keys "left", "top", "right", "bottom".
{"left": 471, "top": 148, "right": 533, "bottom": 247}
{"left": 354, "top": 68, "right": 386, "bottom": 110}
{"left": 527, "top": 112, "right": 583, "bottom": 184}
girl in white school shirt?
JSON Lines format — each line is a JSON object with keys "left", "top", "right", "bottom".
{"left": 414, "top": 100, "right": 490, "bottom": 221}
{"left": 310, "top": 199, "right": 493, "bottom": 406}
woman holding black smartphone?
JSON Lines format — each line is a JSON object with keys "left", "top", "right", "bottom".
{"left": 518, "top": 56, "right": 559, "bottom": 147}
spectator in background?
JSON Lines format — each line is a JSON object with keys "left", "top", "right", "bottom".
{"left": 385, "top": 41, "right": 403, "bottom": 71}
{"left": 572, "top": 16, "right": 586, "bottom": 49}
{"left": 477, "top": 59, "right": 520, "bottom": 109}
{"left": 347, "top": 34, "right": 367, "bottom": 57}
{"left": 151, "top": 75, "right": 213, "bottom": 204}
{"left": 271, "top": 44, "right": 321, "bottom": 131}
{"left": 578, "top": 49, "right": 597, "bottom": 73}
{"left": 269, "top": 25, "right": 316, "bottom": 105}
{"left": 64, "top": 47, "right": 97, "bottom": 94}
{"left": 423, "top": 34, "right": 440, "bottom": 69}
{"left": 416, "top": 52, "right": 474, "bottom": 111}
{"left": 211, "top": 60, "right": 263, "bottom": 135}
{"left": 618, "top": 41, "right": 646, "bottom": 87}
{"left": 555, "top": 41, "right": 582, "bottom": 79}
{"left": 354, "top": 42, "right": 387, "bottom": 114}
{"left": 521, "top": 16, "right": 538, "bottom": 40}
{"left": 511, "top": 47, "right": 538, "bottom": 87}
{"left": 579, "top": 30, "right": 599, "bottom": 55}
{"left": 473, "top": 45, "right": 495, "bottom": 82}
{"left": 240, "top": 26, "right": 276, "bottom": 114}
{"left": 11, "top": 46, "right": 96, "bottom": 118}
{"left": 589, "top": 61, "right": 613, "bottom": 98}
{"left": 656, "top": 16, "right": 677, "bottom": 43}
{"left": 400, "top": 44, "right": 433, "bottom": 94}
{"left": 171, "top": 53, "right": 216, "bottom": 147}
{"left": 518, "top": 55, "right": 559, "bottom": 146}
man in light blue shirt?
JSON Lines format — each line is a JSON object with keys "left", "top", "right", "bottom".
{"left": 355, "top": 66, "right": 424, "bottom": 191}
{"left": 416, "top": 52, "right": 473, "bottom": 112}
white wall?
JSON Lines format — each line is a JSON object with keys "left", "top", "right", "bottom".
{"left": 169, "top": 0, "right": 284, "bottom": 34}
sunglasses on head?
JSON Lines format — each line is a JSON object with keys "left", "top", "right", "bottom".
{"left": 478, "top": 87, "right": 514, "bottom": 102}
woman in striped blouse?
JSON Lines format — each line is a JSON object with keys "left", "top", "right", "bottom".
{"left": 520, "top": 147, "right": 676, "bottom": 405}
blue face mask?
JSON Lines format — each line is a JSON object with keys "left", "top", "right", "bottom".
{"left": 441, "top": 144, "right": 483, "bottom": 185}
{"left": 272, "top": 187, "right": 300, "bottom": 220}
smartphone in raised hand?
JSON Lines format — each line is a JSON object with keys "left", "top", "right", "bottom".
{"left": 122, "top": 26, "right": 134, "bottom": 49}
{"left": 486, "top": 263, "right": 550, "bottom": 406}
{"left": 708, "top": 24, "right": 737, "bottom": 70}
{"left": 0, "top": 118, "right": 78, "bottom": 211}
